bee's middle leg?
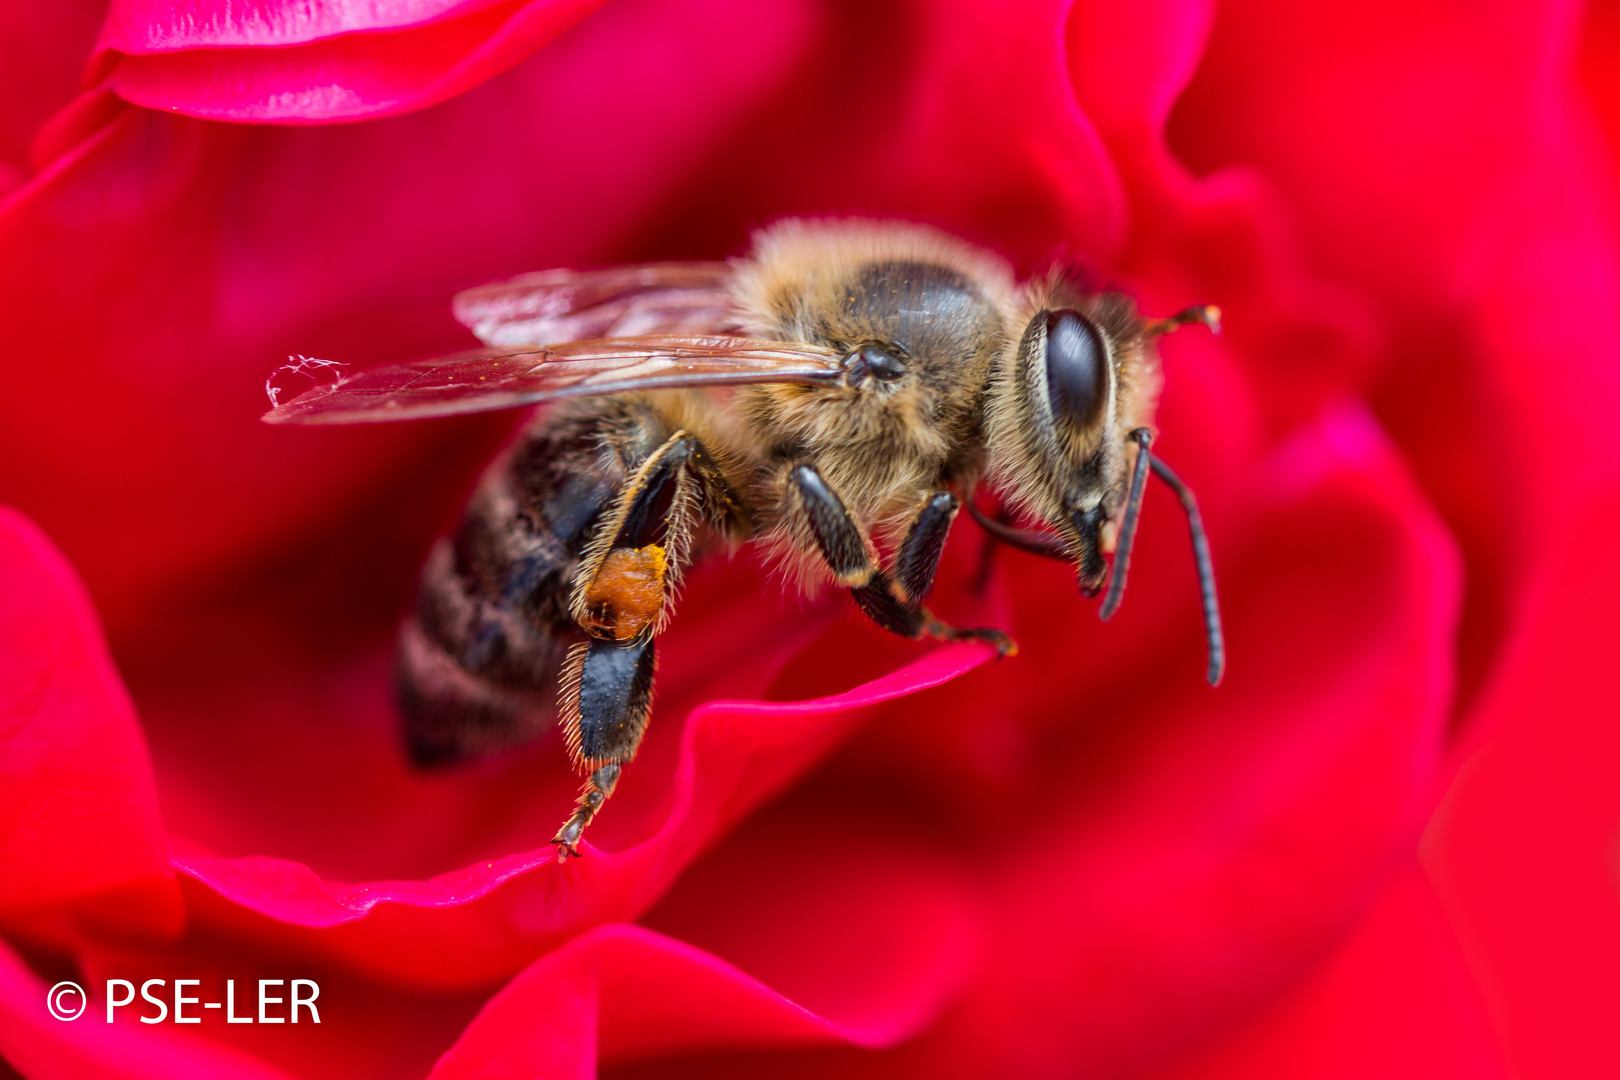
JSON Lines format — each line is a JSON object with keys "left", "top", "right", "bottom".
{"left": 790, "top": 465, "right": 1015, "bottom": 656}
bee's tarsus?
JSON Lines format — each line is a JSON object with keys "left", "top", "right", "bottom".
{"left": 927, "top": 620, "right": 1018, "bottom": 658}
{"left": 551, "top": 761, "right": 624, "bottom": 859}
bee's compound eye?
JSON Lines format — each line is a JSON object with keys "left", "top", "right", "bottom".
{"left": 850, "top": 343, "right": 906, "bottom": 383}
{"left": 1042, "top": 309, "right": 1108, "bottom": 428}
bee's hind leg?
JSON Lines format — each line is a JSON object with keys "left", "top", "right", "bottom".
{"left": 552, "top": 429, "right": 704, "bottom": 859}
{"left": 790, "top": 465, "right": 1015, "bottom": 657}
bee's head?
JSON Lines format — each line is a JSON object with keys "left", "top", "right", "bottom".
{"left": 984, "top": 282, "right": 1160, "bottom": 596}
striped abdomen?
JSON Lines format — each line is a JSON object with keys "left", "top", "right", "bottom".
{"left": 397, "top": 404, "right": 651, "bottom": 764}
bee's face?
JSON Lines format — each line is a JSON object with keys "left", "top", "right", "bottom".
{"left": 985, "top": 289, "right": 1159, "bottom": 595}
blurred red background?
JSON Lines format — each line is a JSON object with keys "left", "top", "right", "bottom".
{"left": 2, "top": 0, "right": 1618, "bottom": 1077}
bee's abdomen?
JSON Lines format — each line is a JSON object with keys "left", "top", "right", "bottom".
{"left": 398, "top": 411, "right": 627, "bottom": 766}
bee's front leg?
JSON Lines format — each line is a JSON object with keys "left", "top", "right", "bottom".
{"left": 790, "top": 465, "right": 1015, "bottom": 656}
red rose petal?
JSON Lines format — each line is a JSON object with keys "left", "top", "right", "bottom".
{"left": 90, "top": 0, "right": 609, "bottom": 124}
{"left": 1067, "top": 0, "right": 1382, "bottom": 439}
{"left": 57, "top": 804, "right": 983, "bottom": 1077}
{"left": 933, "top": 407, "right": 1458, "bottom": 1078}
{"left": 1170, "top": 0, "right": 1551, "bottom": 312}
{"left": 0, "top": 0, "right": 821, "bottom": 653}
{"left": 0, "top": 508, "right": 179, "bottom": 937}
{"left": 1168, "top": 0, "right": 1620, "bottom": 714}
{"left": 415, "top": 402, "right": 1462, "bottom": 1079}
{"left": 8, "top": 0, "right": 1596, "bottom": 1071}
{"left": 1155, "top": 866, "right": 1507, "bottom": 1080}
{"left": 1421, "top": 490, "right": 1620, "bottom": 1078}
{"left": 622, "top": 0, "right": 1127, "bottom": 267}
{"left": 434, "top": 822, "right": 984, "bottom": 1076}
{"left": 0, "top": 1, "right": 104, "bottom": 191}
{"left": 98, "top": 0, "right": 519, "bottom": 50}
{"left": 428, "top": 924, "right": 925, "bottom": 1080}
{"left": 872, "top": 0, "right": 1126, "bottom": 260}
{"left": 712, "top": 405, "right": 1458, "bottom": 1079}
{"left": 1068, "top": 0, "right": 1213, "bottom": 140}
{"left": 0, "top": 0, "right": 1134, "bottom": 993}
{"left": 167, "top": 634, "right": 995, "bottom": 988}
{"left": 133, "top": 553, "right": 832, "bottom": 882}
{"left": 637, "top": 796, "right": 985, "bottom": 1048}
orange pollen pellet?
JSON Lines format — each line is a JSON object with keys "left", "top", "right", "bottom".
{"left": 582, "top": 545, "right": 667, "bottom": 641}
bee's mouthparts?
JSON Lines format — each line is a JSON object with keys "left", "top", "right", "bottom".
{"left": 1068, "top": 504, "right": 1107, "bottom": 596}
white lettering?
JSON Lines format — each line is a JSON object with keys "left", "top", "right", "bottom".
{"left": 139, "top": 980, "right": 167, "bottom": 1024}
{"left": 226, "top": 979, "right": 254, "bottom": 1023}
{"left": 290, "top": 980, "right": 320, "bottom": 1023}
{"left": 106, "top": 980, "right": 133, "bottom": 1023}
{"left": 173, "top": 980, "right": 200, "bottom": 1024}
{"left": 258, "top": 980, "right": 284, "bottom": 1024}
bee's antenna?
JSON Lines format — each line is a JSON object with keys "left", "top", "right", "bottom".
{"left": 1098, "top": 428, "right": 1153, "bottom": 621}
{"left": 1145, "top": 452, "right": 1225, "bottom": 686}
{"left": 1145, "top": 304, "right": 1221, "bottom": 338}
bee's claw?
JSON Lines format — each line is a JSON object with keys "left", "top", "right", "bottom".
{"left": 552, "top": 811, "right": 588, "bottom": 859}
{"left": 971, "top": 627, "right": 1018, "bottom": 659}
{"left": 551, "top": 824, "right": 584, "bottom": 860}
{"left": 550, "top": 762, "right": 620, "bottom": 862}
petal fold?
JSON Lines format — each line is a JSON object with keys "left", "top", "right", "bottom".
{"left": 430, "top": 924, "right": 900, "bottom": 1080}
{"left": 171, "top": 639, "right": 995, "bottom": 988}
{"left": 90, "top": 0, "right": 610, "bottom": 124}
{"left": 0, "top": 508, "right": 179, "bottom": 937}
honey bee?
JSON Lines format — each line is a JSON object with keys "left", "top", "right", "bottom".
{"left": 264, "top": 220, "right": 1224, "bottom": 857}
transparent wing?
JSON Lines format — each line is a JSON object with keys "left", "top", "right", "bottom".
{"left": 262, "top": 336, "right": 844, "bottom": 425}
{"left": 453, "top": 263, "right": 738, "bottom": 347}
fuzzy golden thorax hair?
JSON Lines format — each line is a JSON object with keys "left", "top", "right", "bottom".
{"left": 729, "top": 219, "right": 1017, "bottom": 535}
